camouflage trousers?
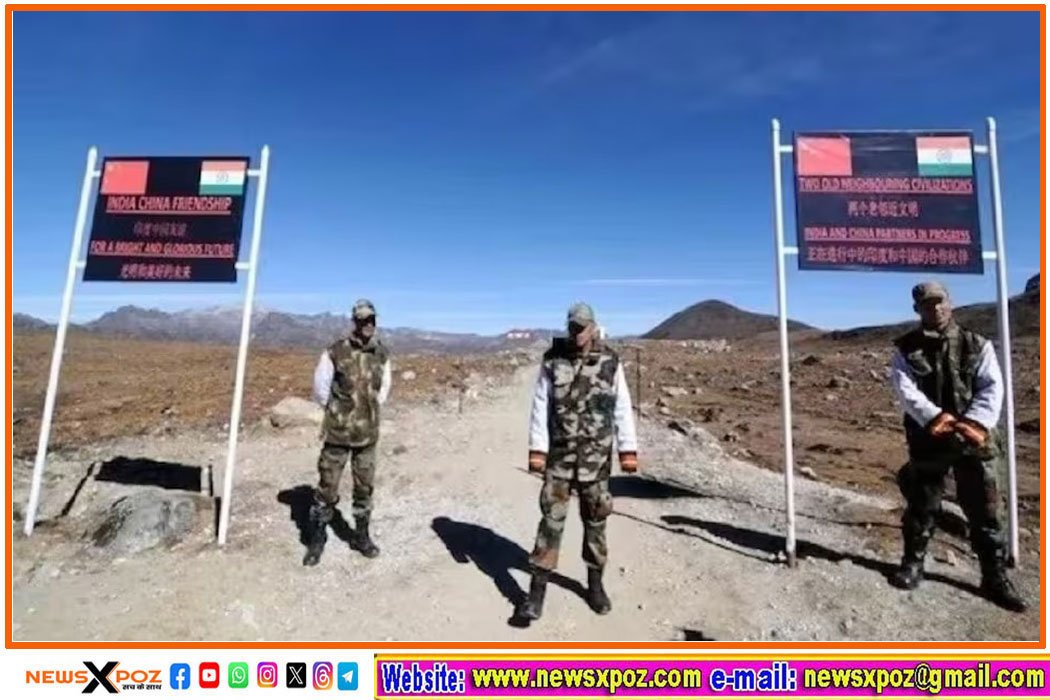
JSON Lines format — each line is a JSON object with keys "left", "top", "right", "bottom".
{"left": 896, "top": 450, "right": 1006, "bottom": 568}
{"left": 313, "top": 441, "right": 377, "bottom": 521}
{"left": 528, "top": 472, "right": 614, "bottom": 572}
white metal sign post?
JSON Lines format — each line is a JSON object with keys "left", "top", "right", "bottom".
{"left": 23, "top": 147, "right": 100, "bottom": 537}
{"left": 217, "top": 145, "right": 271, "bottom": 546}
{"left": 23, "top": 146, "right": 272, "bottom": 545}
{"left": 985, "top": 118, "right": 1020, "bottom": 568}
{"left": 770, "top": 119, "right": 798, "bottom": 567}
{"left": 770, "top": 117, "right": 1018, "bottom": 567}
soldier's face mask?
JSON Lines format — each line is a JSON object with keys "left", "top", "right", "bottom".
{"left": 915, "top": 298, "right": 951, "bottom": 330}
{"left": 354, "top": 315, "right": 377, "bottom": 337}
{"left": 569, "top": 321, "right": 596, "bottom": 348}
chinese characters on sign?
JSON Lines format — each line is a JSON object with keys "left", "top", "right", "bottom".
{"left": 83, "top": 156, "right": 251, "bottom": 282}
{"left": 792, "top": 132, "right": 983, "bottom": 274}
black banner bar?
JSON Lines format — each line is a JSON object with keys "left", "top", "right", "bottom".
{"left": 83, "top": 156, "right": 251, "bottom": 283}
{"left": 792, "top": 131, "right": 984, "bottom": 274}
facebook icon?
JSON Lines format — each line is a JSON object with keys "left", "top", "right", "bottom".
{"left": 170, "top": 663, "right": 191, "bottom": 690}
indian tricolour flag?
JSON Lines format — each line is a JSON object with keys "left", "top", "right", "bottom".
{"left": 916, "top": 136, "right": 973, "bottom": 177}
{"left": 199, "top": 160, "right": 246, "bottom": 195}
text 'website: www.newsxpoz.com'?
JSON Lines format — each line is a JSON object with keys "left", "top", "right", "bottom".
{"left": 379, "top": 662, "right": 1046, "bottom": 696}
{"left": 805, "top": 664, "right": 1045, "bottom": 695}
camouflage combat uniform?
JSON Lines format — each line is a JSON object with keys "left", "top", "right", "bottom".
{"left": 529, "top": 341, "right": 621, "bottom": 573}
{"left": 518, "top": 302, "right": 638, "bottom": 621}
{"left": 888, "top": 282, "right": 1024, "bottom": 611}
{"left": 304, "top": 304, "right": 391, "bottom": 566}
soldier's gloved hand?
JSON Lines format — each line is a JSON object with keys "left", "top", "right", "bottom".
{"left": 926, "top": 412, "right": 958, "bottom": 438}
{"left": 619, "top": 452, "right": 638, "bottom": 473}
{"left": 953, "top": 418, "right": 988, "bottom": 447}
{"left": 528, "top": 451, "right": 547, "bottom": 473}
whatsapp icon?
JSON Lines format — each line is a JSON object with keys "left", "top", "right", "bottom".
{"left": 229, "top": 662, "right": 249, "bottom": 689}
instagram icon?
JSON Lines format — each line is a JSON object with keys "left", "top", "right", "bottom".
{"left": 313, "top": 662, "right": 333, "bottom": 690}
{"left": 257, "top": 662, "right": 278, "bottom": 688}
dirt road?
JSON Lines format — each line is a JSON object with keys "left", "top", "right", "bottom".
{"left": 10, "top": 366, "right": 1041, "bottom": 642}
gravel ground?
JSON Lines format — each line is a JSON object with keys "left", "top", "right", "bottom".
{"left": 10, "top": 366, "right": 1041, "bottom": 642}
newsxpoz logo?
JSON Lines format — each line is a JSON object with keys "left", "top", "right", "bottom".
{"left": 82, "top": 663, "right": 120, "bottom": 694}
{"left": 26, "top": 661, "right": 164, "bottom": 693}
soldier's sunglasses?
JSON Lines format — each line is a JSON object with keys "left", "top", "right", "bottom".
{"left": 568, "top": 322, "right": 588, "bottom": 336}
{"left": 356, "top": 315, "right": 376, "bottom": 326}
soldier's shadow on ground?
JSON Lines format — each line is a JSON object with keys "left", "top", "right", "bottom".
{"left": 678, "top": 628, "right": 717, "bottom": 641}
{"left": 608, "top": 475, "right": 698, "bottom": 500}
{"left": 431, "top": 516, "right": 588, "bottom": 628}
{"left": 606, "top": 473, "right": 904, "bottom": 531}
{"left": 277, "top": 485, "right": 355, "bottom": 548}
{"left": 660, "top": 515, "right": 983, "bottom": 598}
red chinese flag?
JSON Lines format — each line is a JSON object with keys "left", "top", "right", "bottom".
{"left": 100, "top": 160, "right": 150, "bottom": 195}
{"left": 796, "top": 136, "right": 853, "bottom": 176}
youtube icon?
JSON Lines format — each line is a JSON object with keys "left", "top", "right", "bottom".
{"left": 199, "top": 662, "right": 220, "bottom": 689}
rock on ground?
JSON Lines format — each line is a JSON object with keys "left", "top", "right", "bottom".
{"left": 89, "top": 491, "right": 202, "bottom": 556}
{"left": 268, "top": 397, "right": 322, "bottom": 428}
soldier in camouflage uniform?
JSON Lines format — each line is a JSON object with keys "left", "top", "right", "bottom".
{"left": 517, "top": 302, "right": 638, "bottom": 621}
{"left": 888, "top": 281, "right": 1025, "bottom": 612}
{"left": 303, "top": 299, "right": 392, "bottom": 567}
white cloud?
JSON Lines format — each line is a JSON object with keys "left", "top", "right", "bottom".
{"left": 993, "top": 107, "right": 1041, "bottom": 145}
{"left": 581, "top": 277, "right": 759, "bottom": 287}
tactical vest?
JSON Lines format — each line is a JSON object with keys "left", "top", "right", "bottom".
{"left": 893, "top": 322, "right": 998, "bottom": 458}
{"left": 544, "top": 341, "right": 620, "bottom": 482}
{"left": 321, "top": 334, "right": 389, "bottom": 447}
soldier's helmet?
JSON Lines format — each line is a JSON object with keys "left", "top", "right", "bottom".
{"left": 567, "top": 301, "right": 595, "bottom": 326}
{"left": 352, "top": 298, "right": 377, "bottom": 320}
{"left": 911, "top": 281, "right": 949, "bottom": 303}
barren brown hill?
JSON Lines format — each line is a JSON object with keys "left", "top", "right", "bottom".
{"left": 825, "top": 273, "right": 1041, "bottom": 343}
{"left": 643, "top": 300, "right": 816, "bottom": 341}
{"left": 10, "top": 328, "right": 522, "bottom": 460}
{"left": 13, "top": 313, "right": 52, "bottom": 331}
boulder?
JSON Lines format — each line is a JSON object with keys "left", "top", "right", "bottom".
{"left": 268, "top": 397, "right": 322, "bottom": 429}
{"left": 89, "top": 491, "right": 200, "bottom": 555}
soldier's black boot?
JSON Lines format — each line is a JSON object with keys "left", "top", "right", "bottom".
{"left": 303, "top": 503, "right": 331, "bottom": 567}
{"left": 889, "top": 520, "right": 927, "bottom": 590}
{"left": 587, "top": 567, "right": 611, "bottom": 615}
{"left": 890, "top": 558, "right": 924, "bottom": 590}
{"left": 352, "top": 515, "right": 380, "bottom": 558}
{"left": 517, "top": 569, "right": 549, "bottom": 621}
{"left": 980, "top": 558, "right": 1027, "bottom": 613}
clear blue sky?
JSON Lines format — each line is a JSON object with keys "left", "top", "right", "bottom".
{"left": 12, "top": 10, "right": 1043, "bottom": 335}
